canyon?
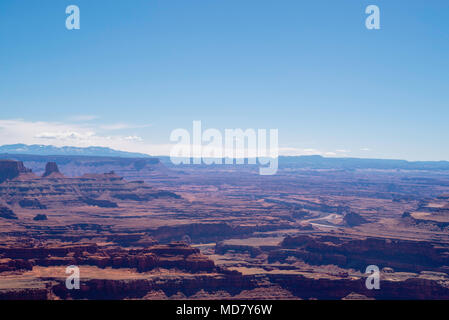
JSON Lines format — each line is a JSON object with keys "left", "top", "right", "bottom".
{"left": 1, "top": 155, "right": 449, "bottom": 299}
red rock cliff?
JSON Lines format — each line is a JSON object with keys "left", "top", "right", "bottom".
{"left": 0, "top": 160, "right": 31, "bottom": 183}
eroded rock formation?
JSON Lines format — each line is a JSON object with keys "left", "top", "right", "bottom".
{"left": 42, "top": 162, "right": 63, "bottom": 178}
{"left": 0, "top": 160, "right": 181, "bottom": 210}
{"left": 33, "top": 214, "right": 47, "bottom": 221}
{"left": 272, "top": 234, "right": 449, "bottom": 273}
{"left": 0, "top": 160, "right": 32, "bottom": 183}
{"left": 0, "top": 206, "right": 17, "bottom": 220}
{"left": 0, "top": 241, "right": 215, "bottom": 273}
{"left": 344, "top": 212, "right": 368, "bottom": 227}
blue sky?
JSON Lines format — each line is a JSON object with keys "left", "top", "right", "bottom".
{"left": 0, "top": 0, "right": 448, "bottom": 160}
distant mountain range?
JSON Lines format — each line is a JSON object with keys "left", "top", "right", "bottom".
{"left": 277, "top": 155, "right": 449, "bottom": 171}
{"left": 0, "top": 144, "right": 150, "bottom": 158}
{"left": 159, "top": 155, "right": 449, "bottom": 171}
{"left": 1, "top": 144, "right": 449, "bottom": 171}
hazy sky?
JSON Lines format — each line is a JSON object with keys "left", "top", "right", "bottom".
{"left": 1, "top": 0, "right": 448, "bottom": 160}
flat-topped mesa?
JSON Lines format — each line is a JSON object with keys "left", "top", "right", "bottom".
{"left": 0, "top": 160, "right": 32, "bottom": 183}
{"left": 42, "top": 162, "right": 64, "bottom": 178}
{"left": 344, "top": 212, "right": 368, "bottom": 227}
